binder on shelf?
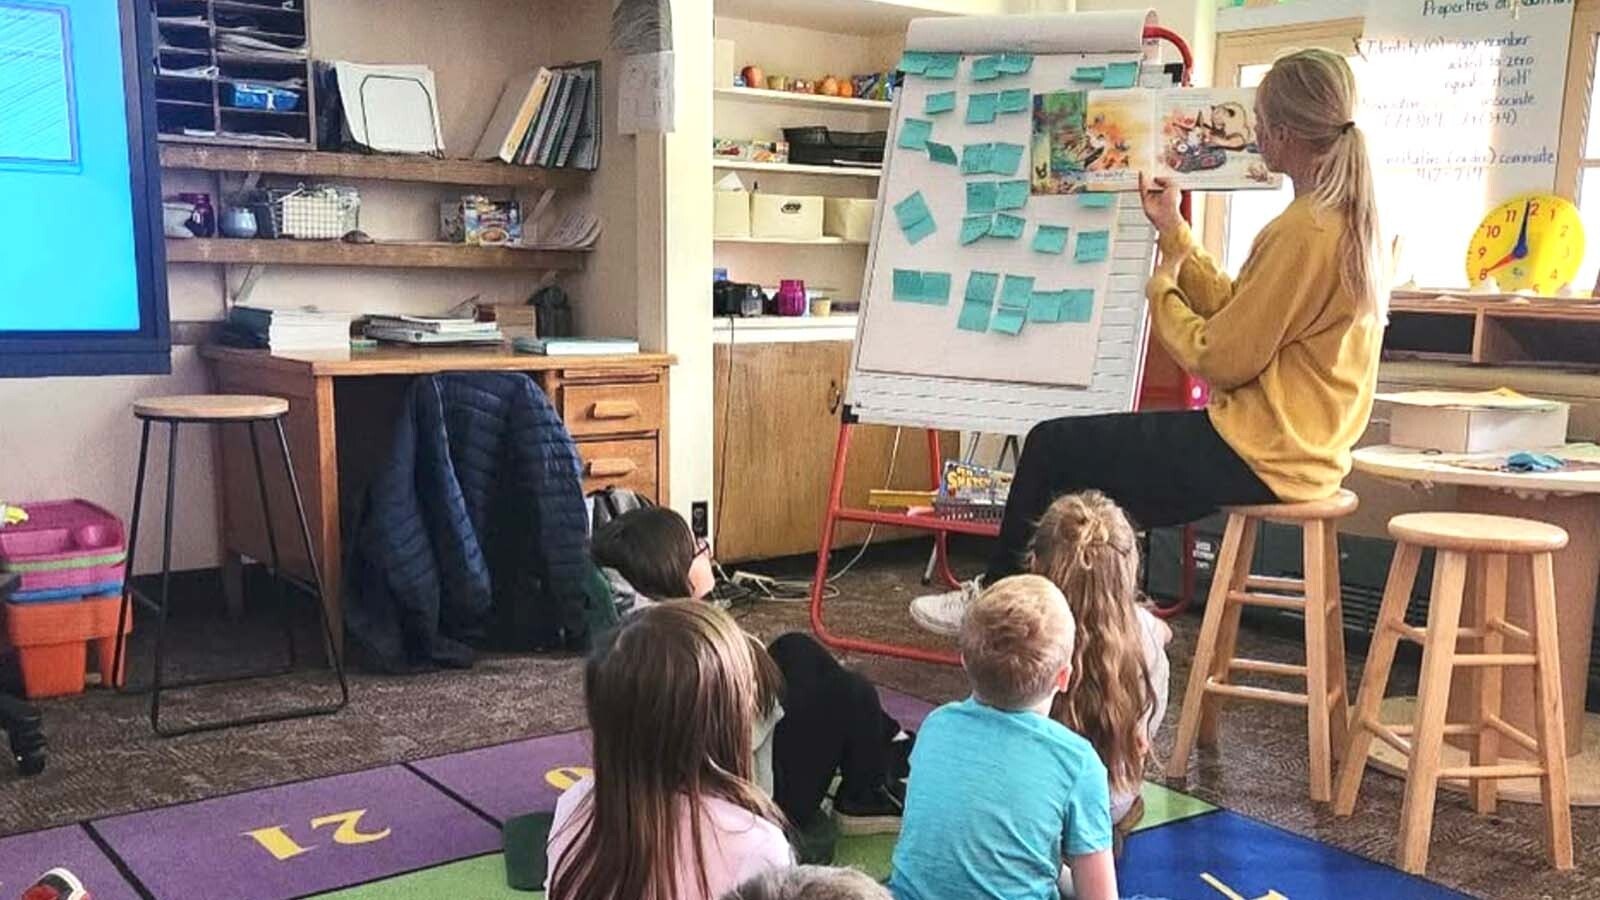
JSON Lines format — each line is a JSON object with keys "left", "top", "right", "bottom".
{"left": 473, "top": 68, "right": 555, "bottom": 162}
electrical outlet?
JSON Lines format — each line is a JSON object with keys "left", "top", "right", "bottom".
{"left": 691, "top": 501, "right": 709, "bottom": 538}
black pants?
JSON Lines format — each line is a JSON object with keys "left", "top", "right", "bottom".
{"left": 985, "top": 410, "right": 1277, "bottom": 582}
{"left": 767, "top": 632, "right": 900, "bottom": 826}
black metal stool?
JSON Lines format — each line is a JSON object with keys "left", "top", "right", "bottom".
{"left": 113, "top": 395, "right": 348, "bottom": 736}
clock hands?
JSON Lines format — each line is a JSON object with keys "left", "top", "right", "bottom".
{"left": 1480, "top": 200, "right": 1534, "bottom": 281}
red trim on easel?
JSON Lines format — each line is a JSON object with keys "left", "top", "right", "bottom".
{"left": 809, "top": 27, "right": 1203, "bottom": 663}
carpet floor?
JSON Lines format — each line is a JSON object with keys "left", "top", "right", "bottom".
{"left": 0, "top": 542, "right": 1594, "bottom": 899}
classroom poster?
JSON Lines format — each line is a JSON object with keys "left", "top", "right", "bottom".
{"left": 1359, "top": 0, "right": 1574, "bottom": 288}
{"left": 1031, "top": 87, "right": 1278, "bottom": 193}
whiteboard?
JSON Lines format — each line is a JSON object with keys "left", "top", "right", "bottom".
{"left": 847, "top": 10, "right": 1160, "bottom": 436}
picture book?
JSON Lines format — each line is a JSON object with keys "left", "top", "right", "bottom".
{"left": 1031, "top": 86, "right": 1282, "bottom": 194}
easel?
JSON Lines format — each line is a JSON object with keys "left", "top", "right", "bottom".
{"left": 808, "top": 25, "right": 1204, "bottom": 667}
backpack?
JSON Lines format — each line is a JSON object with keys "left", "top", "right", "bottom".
{"left": 587, "top": 487, "right": 653, "bottom": 534}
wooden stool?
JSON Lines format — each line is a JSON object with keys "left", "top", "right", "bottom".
{"left": 1165, "top": 489, "right": 1357, "bottom": 802}
{"left": 113, "top": 395, "right": 349, "bottom": 736}
{"left": 1333, "top": 512, "right": 1573, "bottom": 874}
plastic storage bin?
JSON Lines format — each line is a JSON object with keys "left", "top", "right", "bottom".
{"left": 1, "top": 594, "right": 129, "bottom": 698}
{"left": 0, "top": 500, "right": 126, "bottom": 603}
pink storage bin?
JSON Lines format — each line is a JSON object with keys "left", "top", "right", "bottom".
{"left": 13, "top": 559, "right": 126, "bottom": 593}
{"left": 0, "top": 500, "right": 127, "bottom": 571}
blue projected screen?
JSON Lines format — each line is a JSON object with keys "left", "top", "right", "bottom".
{"left": 0, "top": 1, "right": 141, "bottom": 332}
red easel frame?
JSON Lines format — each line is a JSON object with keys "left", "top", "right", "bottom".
{"left": 809, "top": 27, "right": 1204, "bottom": 666}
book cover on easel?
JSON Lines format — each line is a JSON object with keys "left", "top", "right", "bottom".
{"left": 1031, "top": 86, "right": 1282, "bottom": 194}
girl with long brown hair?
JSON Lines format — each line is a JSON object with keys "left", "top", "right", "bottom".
{"left": 547, "top": 600, "right": 792, "bottom": 900}
{"left": 912, "top": 48, "right": 1383, "bottom": 637}
{"left": 1028, "top": 491, "right": 1171, "bottom": 843}
{"left": 590, "top": 508, "right": 910, "bottom": 855}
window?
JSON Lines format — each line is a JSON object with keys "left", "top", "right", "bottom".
{"left": 1558, "top": 2, "right": 1600, "bottom": 292}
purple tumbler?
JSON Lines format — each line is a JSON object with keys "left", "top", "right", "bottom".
{"left": 775, "top": 279, "right": 807, "bottom": 316}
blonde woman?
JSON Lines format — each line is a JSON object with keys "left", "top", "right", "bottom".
{"left": 913, "top": 48, "right": 1384, "bottom": 635}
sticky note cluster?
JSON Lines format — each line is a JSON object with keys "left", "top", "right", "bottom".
{"left": 894, "top": 191, "right": 936, "bottom": 245}
{"left": 893, "top": 268, "right": 952, "bottom": 305}
{"left": 961, "top": 142, "right": 1025, "bottom": 176}
{"left": 1075, "top": 229, "right": 1110, "bottom": 263}
{"left": 972, "top": 53, "right": 1033, "bottom": 81}
{"left": 1028, "top": 288, "right": 1094, "bottom": 323}
{"left": 990, "top": 274, "right": 1034, "bottom": 335}
{"left": 898, "top": 51, "right": 959, "bottom": 79}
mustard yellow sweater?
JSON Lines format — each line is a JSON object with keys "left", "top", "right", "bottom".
{"left": 1145, "top": 196, "right": 1382, "bottom": 502}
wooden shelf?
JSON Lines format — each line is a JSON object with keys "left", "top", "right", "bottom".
{"left": 1386, "top": 292, "right": 1600, "bottom": 369}
{"left": 713, "top": 87, "right": 891, "bottom": 112}
{"left": 165, "top": 238, "right": 586, "bottom": 270}
{"left": 713, "top": 158, "right": 881, "bottom": 178}
{"left": 159, "top": 145, "right": 580, "bottom": 188}
{"left": 715, "top": 235, "right": 867, "bottom": 246}
{"left": 714, "top": 0, "right": 959, "bottom": 34}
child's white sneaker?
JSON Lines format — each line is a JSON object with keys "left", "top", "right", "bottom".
{"left": 908, "top": 577, "right": 983, "bottom": 636}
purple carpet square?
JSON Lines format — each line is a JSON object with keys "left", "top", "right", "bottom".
{"left": 412, "top": 729, "right": 592, "bottom": 823}
{"left": 92, "top": 765, "right": 499, "bottom": 900}
{"left": 0, "top": 826, "right": 139, "bottom": 900}
{"left": 877, "top": 686, "right": 936, "bottom": 731}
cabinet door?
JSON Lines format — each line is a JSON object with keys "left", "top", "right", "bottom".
{"left": 713, "top": 340, "right": 950, "bottom": 563}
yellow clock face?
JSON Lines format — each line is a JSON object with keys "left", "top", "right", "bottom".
{"left": 1466, "top": 193, "right": 1584, "bottom": 295}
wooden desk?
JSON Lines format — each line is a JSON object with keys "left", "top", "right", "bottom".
{"left": 1354, "top": 444, "right": 1600, "bottom": 802}
{"left": 200, "top": 346, "right": 675, "bottom": 644}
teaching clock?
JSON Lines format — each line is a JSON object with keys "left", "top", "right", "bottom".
{"left": 1465, "top": 193, "right": 1584, "bottom": 295}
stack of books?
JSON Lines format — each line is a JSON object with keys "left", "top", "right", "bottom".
{"left": 512, "top": 336, "right": 639, "bottom": 356}
{"left": 472, "top": 62, "right": 601, "bottom": 170}
{"left": 227, "top": 305, "right": 352, "bottom": 351}
{"left": 933, "top": 461, "right": 1012, "bottom": 521}
{"left": 365, "top": 314, "right": 503, "bottom": 346}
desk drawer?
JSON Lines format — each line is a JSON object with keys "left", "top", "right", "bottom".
{"left": 579, "top": 438, "right": 658, "bottom": 499}
{"left": 562, "top": 382, "right": 664, "bottom": 437}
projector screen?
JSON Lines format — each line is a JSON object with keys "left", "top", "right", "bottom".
{"left": 0, "top": 0, "right": 169, "bottom": 376}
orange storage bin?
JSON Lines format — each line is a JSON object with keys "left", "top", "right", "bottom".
{"left": 1, "top": 595, "right": 130, "bottom": 698}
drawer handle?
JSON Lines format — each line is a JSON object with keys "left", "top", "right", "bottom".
{"left": 590, "top": 400, "right": 642, "bottom": 420}
{"left": 587, "top": 458, "right": 638, "bottom": 477}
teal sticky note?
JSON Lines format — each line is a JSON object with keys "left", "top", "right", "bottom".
{"left": 1000, "top": 274, "right": 1035, "bottom": 309}
{"left": 998, "top": 53, "right": 1033, "bottom": 75}
{"left": 894, "top": 191, "right": 932, "bottom": 230}
{"left": 1075, "top": 229, "right": 1110, "bottom": 262}
{"left": 966, "top": 92, "right": 999, "bottom": 124}
{"left": 957, "top": 301, "right": 991, "bottom": 333}
{"left": 966, "top": 181, "right": 997, "bottom": 215}
{"left": 904, "top": 214, "right": 937, "bottom": 244}
{"left": 960, "top": 214, "right": 991, "bottom": 245}
{"left": 998, "top": 88, "right": 1030, "bottom": 114}
{"left": 924, "top": 53, "right": 960, "bottom": 79}
{"left": 921, "top": 272, "right": 952, "bottom": 305}
{"left": 991, "top": 213, "right": 1026, "bottom": 240}
{"left": 989, "top": 142, "right": 1024, "bottom": 175}
{"left": 925, "top": 91, "right": 957, "bottom": 115}
{"left": 1028, "top": 290, "right": 1064, "bottom": 323}
{"left": 995, "top": 180, "right": 1029, "bottom": 210}
{"left": 1077, "top": 192, "right": 1117, "bottom": 208}
{"left": 897, "top": 52, "right": 931, "bottom": 74}
{"left": 893, "top": 269, "right": 924, "bottom": 302}
{"left": 966, "top": 270, "right": 1000, "bottom": 304}
{"left": 899, "top": 118, "right": 934, "bottom": 151}
{"left": 972, "top": 56, "right": 1002, "bottom": 81}
{"left": 992, "top": 307, "right": 1027, "bottom": 336}
{"left": 1061, "top": 289, "right": 1095, "bottom": 323}
{"left": 927, "top": 141, "right": 958, "bottom": 165}
{"left": 1032, "top": 224, "right": 1069, "bottom": 254}
{"left": 961, "top": 143, "right": 993, "bottom": 175}
{"left": 1072, "top": 65, "right": 1106, "bottom": 83}
{"left": 1104, "top": 61, "right": 1139, "bottom": 88}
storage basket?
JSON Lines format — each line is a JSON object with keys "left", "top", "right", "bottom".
{"left": 782, "top": 126, "right": 886, "bottom": 167}
{"left": 248, "top": 186, "right": 360, "bottom": 239}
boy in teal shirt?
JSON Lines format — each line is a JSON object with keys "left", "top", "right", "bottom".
{"left": 889, "top": 575, "right": 1116, "bottom": 900}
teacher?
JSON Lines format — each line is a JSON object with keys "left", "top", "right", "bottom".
{"left": 912, "top": 49, "right": 1385, "bottom": 635}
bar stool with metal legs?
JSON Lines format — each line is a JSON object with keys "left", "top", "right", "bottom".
{"left": 1165, "top": 489, "right": 1358, "bottom": 802}
{"left": 1333, "top": 512, "right": 1572, "bottom": 874}
{"left": 113, "top": 395, "right": 348, "bottom": 736}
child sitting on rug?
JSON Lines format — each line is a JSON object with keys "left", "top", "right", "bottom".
{"left": 1028, "top": 491, "right": 1172, "bottom": 850}
{"left": 546, "top": 601, "right": 792, "bottom": 900}
{"left": 590, "top": 508, "right": 910, "bottom": 852}
{"left": 888, "top": 575, "right": 1116, "bottom": 900}
{"left": 722, "top": 865, "right": 892, "bottom": 900}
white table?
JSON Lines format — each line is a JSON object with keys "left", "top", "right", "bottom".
{"left": 1353, "top": 444, "right": 1600, "bottom": 803}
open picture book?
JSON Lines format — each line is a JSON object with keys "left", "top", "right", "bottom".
{"left": 1031, "top": 86, "right": 1283, "bottom": 194}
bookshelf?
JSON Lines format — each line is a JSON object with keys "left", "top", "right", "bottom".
{"left": 713, "top": 87, "right": 892, "bottom": 112}
{"left": 714, "top": 159, "right": 881, "bottom": 178}
{"left": 152, "top": 0, "right": 315, "bottom": 148}
{"left": 165, "top": 238, "right": 586, "bottom": 271}
{"left": 159, "top": 145, "right": 581, "bottom": 188}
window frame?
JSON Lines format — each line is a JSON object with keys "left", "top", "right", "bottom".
{"left": 1555, "top": 0, "right": 1600, "bottom": 206}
